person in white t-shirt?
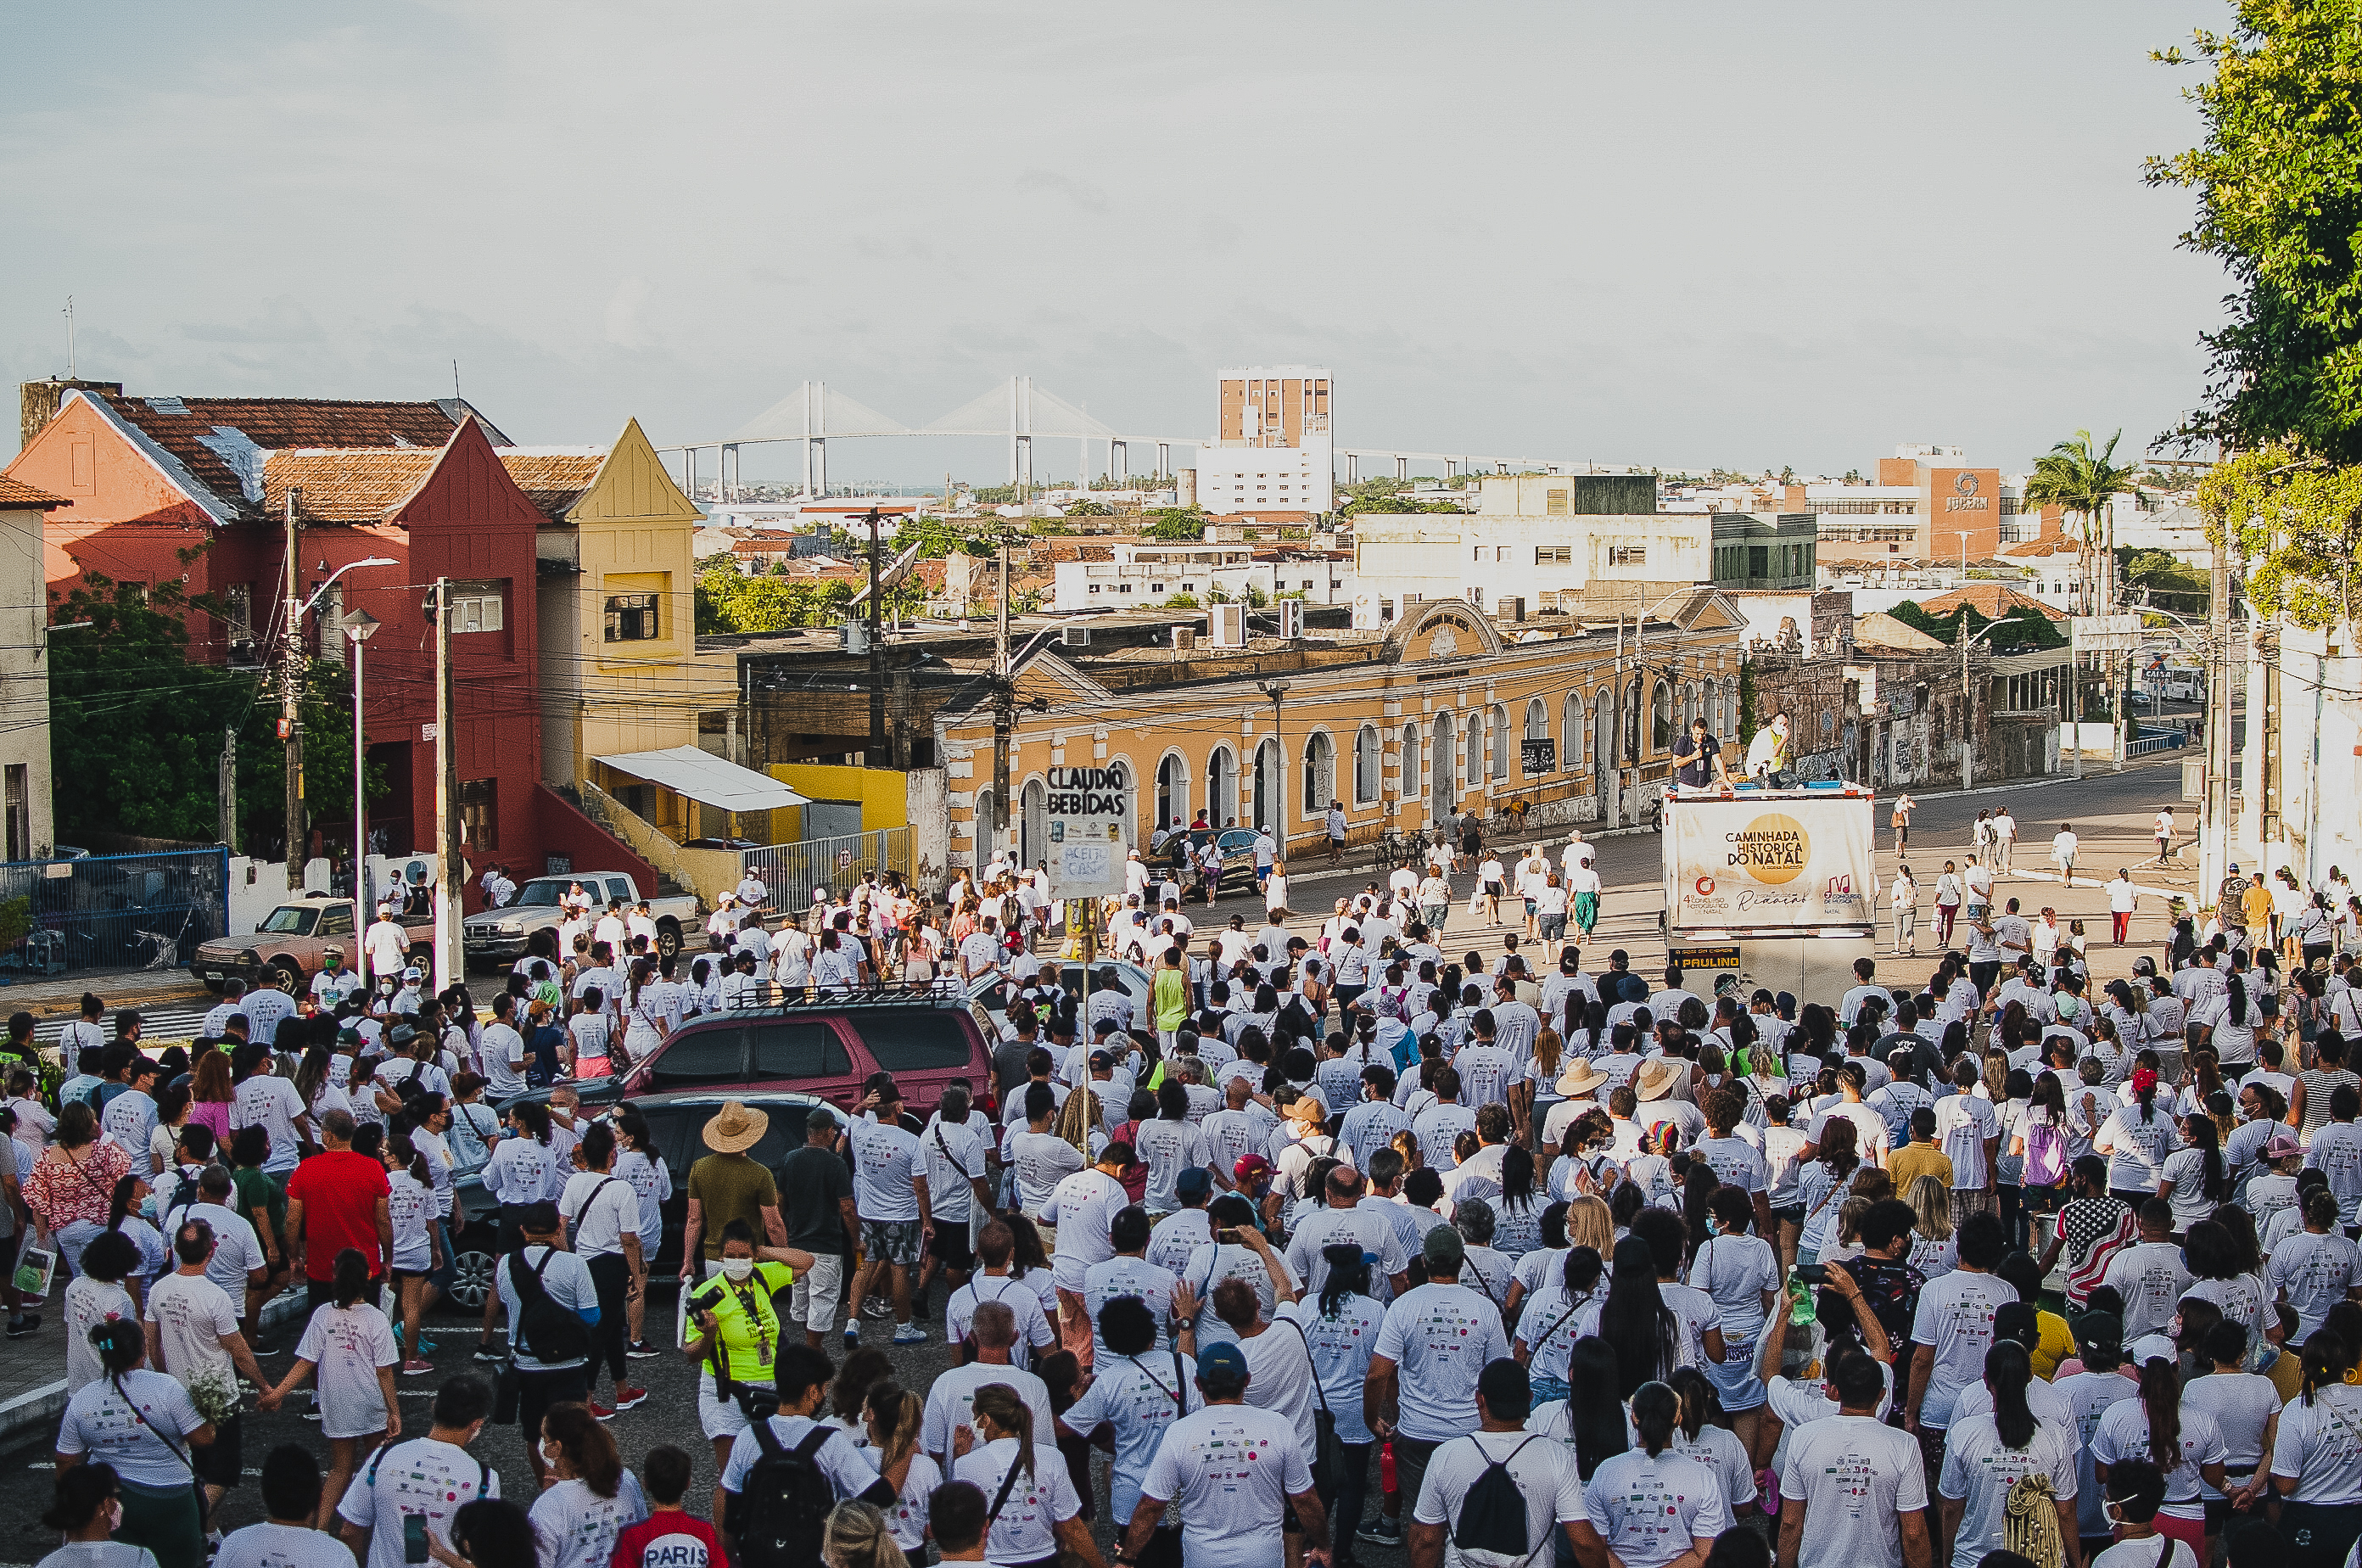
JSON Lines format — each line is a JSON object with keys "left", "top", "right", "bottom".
{"left": 1411, "top": 1358, "right": 1584, "bottom": 1568}
{"left": 256, "top": 1252, "right": 400, "bottom": 1523}
{"left": 1934, "top": 1340, "right": 2080, "bottom": 1568}
{"left": 841, "top": 1081, "right": 930, "bottom": 1347}
{"left": 1778, "top": 1347, "right": 1931, "bottom": 1568}
{"left": 1120, "top": 1339, "right": 1326, "bottom": 1568}
{"left": 1572, "top": 1381, "right": 1728, "bottom": 1568}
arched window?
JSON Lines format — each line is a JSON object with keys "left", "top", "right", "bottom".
{"left": 1562, "top": 691, "right": 1581, "bottom": 774}
{"left": 1623, "top": 677, "right": 1642, "bottom": 762}
{"left": 1251, "top": 740, "right": 1278, "bottom": 832}
{"left": 1490, "top": 705, "right": 1509, "bottom": 780}
{"left": 1020, "top": 779, "right": 1049, "bottom": 868}
{"left": 1155, "top": 752, "right": 1188, "bottom": 835}
{"left": 971, "top": 787, "right": 996, "bottom": 859}
{"left": 1523, "top": 698, "right": 1548, "bottom": 777}
{"left": 1651, "top": 680, "right": 1673, "bottom": 753}
{"left": 1465, "top": 718, "right": 1483, "bottom": 785}
{"left": 1353, "top": 724, "right": 1380, "bottom": 804}
{"left": 1303, "top": 731, "right": 1335, "bottom": 815}
{"left": 1206, "top": 746, "right": 1237, "bottom": 829}
{"left": 1400, "top": 723, "right": 1420, "bottom": 802}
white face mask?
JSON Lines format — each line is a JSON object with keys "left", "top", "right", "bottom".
{"left": 719, "top": 1256, "right": 755, "bottom": 1282}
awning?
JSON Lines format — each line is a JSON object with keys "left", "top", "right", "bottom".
{"left": 593, "top": 746, "right": 811, "bottom": 815}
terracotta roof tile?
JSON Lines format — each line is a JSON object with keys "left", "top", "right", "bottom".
{"left": 495, "top": 450, "right": 605, "bottom": 521}
{"left": 0, "top": 476, "right": 70, "bottom": 509}
{"left": 104, "top": 395, "right": 505, "bottom": 518}
{"left": 260, "top": 446, "right": 606, "bottom": 525}
{"left": 1915, "top": 583, "right": 2068, "bottom": 622}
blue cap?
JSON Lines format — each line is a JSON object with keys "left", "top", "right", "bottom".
{"left": 1175, "top": 1167, "right": 1213, "bottom": 1197}
{"left": 1197, "top": 1341, "right": 1249, "bottom": 1380}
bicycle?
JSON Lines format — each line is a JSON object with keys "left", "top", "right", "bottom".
{"left": 1373, "top": 828, "right": 1423, "bottom": 875}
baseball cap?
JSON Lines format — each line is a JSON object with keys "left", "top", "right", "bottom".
{"left": 2074, "top": 1311, "right": 2123, "bottom": 1351}
{"left": 401, "top": 966, "right": 423, "bottom": 983}
{"left": 1088, "top": 1050, "right": 1113, "bottom": 1070}
{"left": 1197, "top": 1342, "right": 1249, "bottom": 1380}
{"left": 2128, "top": 1333, "right": 2178, "bottom": 1365}
{"left": 1422, "top": 1227, "right": 1466, "bottom": 1271}
{"left": 1175, "top": 1168, "right": 1213, "bottom": 1198}
{"left": 1477, "top": 1358, "right": 1532, "bottom": 1421}
{"left": 1234, "top": 1153, "right": 1273, "bottom": 1185}
{"left": 2267, "top": 1132, "right": 2303, "bottom": 1160}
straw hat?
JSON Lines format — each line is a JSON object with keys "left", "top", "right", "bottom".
{"left": 702, "top": 1100, "right": 770, "bottom": 1154}
{"left": 1557, "top": 1061, "right": 1609, "bottom": 1097}
{"left": 1634, "top": 1059, "right": 1682, "bottom": 1101}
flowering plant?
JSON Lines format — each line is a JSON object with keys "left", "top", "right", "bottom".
{"left": 187, "top": 1364, "right": 242, "bottom": 1427}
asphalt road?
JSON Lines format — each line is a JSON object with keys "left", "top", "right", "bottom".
{"left": 0, "top": 761, "right": 2197, "bottom": 1564}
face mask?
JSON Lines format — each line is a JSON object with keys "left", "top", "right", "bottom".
{"left": 720, "top": 1257, "right": 755, "bottom": 1283}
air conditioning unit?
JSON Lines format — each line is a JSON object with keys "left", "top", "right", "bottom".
{"left": 1275, "top": 600, "right": 1304, "bottom": 641}
{"left": 1212, "top": 603, "right": 1247, "bottom": 648}
{"left": 1061, "top": 626, "right": 1091, "bottom": 648}
{"left": 227, "top": 638, "right": 260, "bottom": 669}
{"left": 1503, "top": 596, "right": 1525, "bottom": 624}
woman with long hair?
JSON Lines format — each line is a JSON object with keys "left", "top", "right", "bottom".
{"left": 949, "top": 1384, "right": 1089, "bottom": 1568}
{"left": 819, "top": 1501, "right": 910, "bottom": 1568}
{"left": 102, "top": 1174, "right": 164, "bottom": 1286}
{"left": 54, "top": 1319, "right": 214, "bottom": 1568}
{"left": 863, "top": 1383, "right": 935, "bottom": 1562}
{"left": 1577, "top": 1236, "right": 1682, "bottom": 1398}
{"left": 1667, "top": 1365, "right": 1759, "bottom": 1521}
{"left": 1492, "top": 1144, "right": 1546, "bottom": 1257}
{"left": 1514, "top": 1246, "right": 1606, "bottom": 1405}
{"left": 530, "top": 1403, "right": 646, "bottom": 1568}
{"left": 26, "top": 1103, "right": 132, "bottom": 1284}
{"left": 2158, "top": 1116, "right": 2233, "bottom": 1238}
{"left": 2096, "top": 1065, "right": 2185, "bottom": 1208}
{"left": 186, "top": 1050, "right": 236, "bottom": 1149}
{"left": 1570, "top": 1380, "right": 1725, "bottom": 1568}
{"left": 618, "top": 959, "right": 665, "bottom": 1072}
{"left": 2091, "top": 1349, "right": 2229, "bottom": 1560}
{"left": 1901, "top": 1173, "right": 1958, "bottom": 1282}
{"left": 2271, "top": 1330, "right": 2362, "bottom": 1568}
{"left": 1794, "top": 1117, "right": 1860, "bottom": 1265}
{"left": 1285, "top": 1243, "right": 1383, "bottom": 1551}
{"left": 1934, "top": 1341, "right": 2079, "bottom": 1568}
{"left": 255, "top": 1247, "right": 397, "bottom": 1525}
{"left": 1529, "top": 1333, "right": 1630, "bottom": 1484}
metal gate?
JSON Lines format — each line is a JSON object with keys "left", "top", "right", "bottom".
{"left": 742, "top": 828, "right": 914, "bottom": 903}
{"left": 0, "top": 848, "right": 231, "bottom": 978}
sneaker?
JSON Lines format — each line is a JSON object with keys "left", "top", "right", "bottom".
{"left": 7, "top": 1315, "right": 41, "bottom": 1338}
{"left": 860, "top": 1296, "right": 893, "bottom": 1320}
{"left": 1357, "top": 1520, "right": 1402, "bottom": 1546}
{"left": 843, "top": 1325, "right": 861, "bottom": 1347}
{"left": 473, "top": 1341, "right": 507, "bottom": 1363}
{"left": 401, "top": 1358, "right": 434, "bottom": 1376}
{"left": 627, "top": 1340, "right": 660, "bottom": 1358}
{"left": 589, "top": 1402, "right": 617, "bottom": 1421}
{"left": 892, "top": 1324, "right": 926, "bottom": 1346}
{"left": 613, "top": 1386, "right": 650, "bottom": 1411}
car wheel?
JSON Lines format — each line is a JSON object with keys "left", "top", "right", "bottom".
{"left": 271, "top": 958, "right": 305, "bottom": 995}
{"left": 443, "top": 1243, "right": 498, "bottom": 1313}
{"left": 655, "top": 917, "right": 682, "bottom": 962}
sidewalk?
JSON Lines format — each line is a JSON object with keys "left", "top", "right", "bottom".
{"left": 1, "top": 966, "right": 210, "bottom": 1019}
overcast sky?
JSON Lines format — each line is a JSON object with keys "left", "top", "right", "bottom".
{"left": 4, "top": 1, "right": 2230, "bottom": 485}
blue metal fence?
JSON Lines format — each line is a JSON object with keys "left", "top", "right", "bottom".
{"left": 0, "top": 848, "right": 231, "bottom": 979}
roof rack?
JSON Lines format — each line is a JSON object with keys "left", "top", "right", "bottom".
{"left": 709, "top": 980, "right": 975, "bottom": 1016}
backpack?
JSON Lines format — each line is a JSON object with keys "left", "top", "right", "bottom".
{"left": 507, "top": 1250, "right": 591, "bottom": 1364}
{"left": 727, "top": 1420, "right": 837, "bottom": 1568}
{"left": 1452, "top": 1434, "right": 1544, "bottom": 1566}
{"left": 2023, "top": 1112, "right": 2068, "bottom": 1188}
{"left": 2002, "top": 1470, "right": 2064, "bottom": 1568}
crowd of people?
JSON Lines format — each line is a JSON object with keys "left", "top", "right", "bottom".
{"left": 21, "top": 812, "right": 2362, "bottom": 1568}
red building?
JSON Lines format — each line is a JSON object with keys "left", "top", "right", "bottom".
{"left": 6, "top": 388, "right": 598, "bottom": 904}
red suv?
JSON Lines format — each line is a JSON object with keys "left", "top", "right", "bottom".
{"left": 610, "top": 997, "right": 996, "bottom": 1121}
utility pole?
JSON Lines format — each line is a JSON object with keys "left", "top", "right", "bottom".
{"left": 993, "top": 535, "right": 1012, "bottom": 862}
{"left": 865, "top": 507, "right": 887, "bottom": 767}
{"left": 432, "top": 578, "right": 460, "bottom": 989}
{"left": 2201, "top": 504, "right": 2233, "bottom": 904}
{"left": 281, "top": 488, "right": 305, "bottom": 888}
{"left": 219, "top": 728, "right": 238, "bottom": 852}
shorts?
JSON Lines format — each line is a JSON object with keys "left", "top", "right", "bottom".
{"left": 928, "top": 1219, "right": 976, "bottom": 1273}
{"left": 697, "top": 1369, "right": 753, "bottom": 1440}
{"left": 1703, "top": 1336, "right": 1766, "bottom": 1413}
{"left": 1483, "top": 882, "right": 1503, "bottom": 898}
{"left": 1770, "top": 1203, "right": 1805, "bottom": 1228}
{"left": 308, "top": 1274, "right": 384, "bottom": 1310}
{"left": 788, "top": 1252, "right": 845, "bottom": 1333}
{"left": 193, "top": 1412, "right": 243, "bottom": 1487}
{"left": 861, "top": 1218, "right": 924, "bottom": 1267}
{"left": 515, "top": 1364, "right": 589, "bottom": 1446}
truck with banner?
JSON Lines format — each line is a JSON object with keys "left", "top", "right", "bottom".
{"left": 1660, "top": 784, "right": 1878, "bottom": 1005}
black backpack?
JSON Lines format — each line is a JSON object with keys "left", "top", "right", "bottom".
{"left": 1452, "top": 1435, "right": 1543, "bottom": 1565}
{"left": 728, "top": 1420, "right": 837, "bottom": 1568}
{"left": 508, "top": 1251, "right": 591, "bottom": 1365}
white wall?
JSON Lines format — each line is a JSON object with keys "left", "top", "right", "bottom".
{"left": 227, "top": 851, "right": 439, "bottom": 936}
{"left": 1197, "top": 441, "right": 1334, "bottom": 514}
{"left": 1350, "top": 512, "right": 1710, "bottom": 628}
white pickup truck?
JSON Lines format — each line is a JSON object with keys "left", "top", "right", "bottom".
{"left": 461, "top": 872, "right": 702, "bottom": 966}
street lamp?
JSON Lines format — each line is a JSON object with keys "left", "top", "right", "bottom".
{"left": 1261, "top": 680, "right": 1290, "bottom": 852}
{"left": 1956, "top": 614, "right": 2012, "bottom": 789}
{"left": 344, "top": 609, "right": 379, "bottom": 944}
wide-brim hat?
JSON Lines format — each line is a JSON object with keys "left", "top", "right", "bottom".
{"left": 1635, "top": 1059, "right": 1681, "bottom": 1101}
{"left": 702, "top": 1100, "right": 770, "bottom": 1154}
{"left": 1558, "top": 1061, "right": 1609, "bottom": 1097}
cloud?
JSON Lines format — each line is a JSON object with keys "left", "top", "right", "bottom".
{"left": 1015, "top": 169, "right": 1110, "bottom": 215}
{"left": 178, "top": 300, "right": 327, "bottom": 345}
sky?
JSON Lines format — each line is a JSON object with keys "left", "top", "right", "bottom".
{"left": 3, "top": 1, "right": 2233, "bottom": 487}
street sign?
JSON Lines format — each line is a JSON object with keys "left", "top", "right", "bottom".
{"left": 2072, "top": 614, "right": 2142, "bottom": 654}
{"left": 1043, "top": 764, "right": 1128, "bottom": 899}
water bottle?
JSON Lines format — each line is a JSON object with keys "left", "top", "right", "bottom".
{"left": 1786, "top": 1268, "right": 1816, "bottom": 1326}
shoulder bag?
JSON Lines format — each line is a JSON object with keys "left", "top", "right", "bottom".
{"left": 1132, "top": 1347, "right": 1190, "bottom": 1568}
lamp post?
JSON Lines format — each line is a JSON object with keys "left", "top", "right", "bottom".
{"left": 281, "top": 552, "right": 396, "bottom": 888}
{"left": 1956, "top": 614, "right": 2009, "bottom": 789}
{"left": 1261, "top": 680, "right": 1290, "bottom": 854}
{"left": 343, "top": 609, "right": 379, "bottom": 942}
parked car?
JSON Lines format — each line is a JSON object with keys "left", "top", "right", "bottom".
{"left": 462, "top": 872, "right": 700, "bottom": 966}
{"left": 189, "top": 892, "right": 429, "bottom": 994}
{"left": 443, "top": 1089, "right": 851, "bottom": 1311}
{"left": 966, "top": 959, "right": 1151, "bottom": 1034}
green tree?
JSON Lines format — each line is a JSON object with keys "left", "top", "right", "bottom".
{"left": 1141, "top": 510, "right": 1206, "bottom": 542}
{"left": 695, "top": 559, "right": 925, "bottom": 635}
{"left": 2020, "top": 429, "right": 2137, "bottom": 613}
{"left": 2148, "top": 4, "right": 2362, "bottom": 459}
{"left": 2197, "top": 445, "right": 2362, "bottom": 629}
{"left": 1162, "top": 593, "right": 1200, "bottom": 609}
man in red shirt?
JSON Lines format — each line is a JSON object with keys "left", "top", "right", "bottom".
{"left": 284, "top": 1107, "right": 392, "bottom": 1308}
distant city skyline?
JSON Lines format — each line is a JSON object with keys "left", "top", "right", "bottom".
{"left": 5, "top": 2, "right": 2229, "bottom": 484}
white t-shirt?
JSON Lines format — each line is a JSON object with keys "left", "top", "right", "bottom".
{"left": 848, "top": 1117, "right": 922, "bottom": 1224}
{"left": 294, "top": 1300, "right": 399, "bottom": 1438}
{"left": 559, "top": 1170, "right": 641, "bottom": 1259}
{"left": 1059, "top": 1351, "right": 1200, "bottom": 1521}
{"left": 2270, "top": 1381, "right": 2362, "bottom": 1503}
{"left": 56, "top": 1370, "right": 208, "bottom": 1490}
{"left": 718, "top": 1412, "right": 880, "bottom": 1498}
{"left": 1413, "top": 1428, "right": 1585, "bottom": 1567}
{"left": 64, "top": 1276, "right": 135, "bottom": 1395}
{"left": 1582, "top": 1448, "right": 1729, "bottom": 1568}
{"left": 1935, "top": 1413, "right": 2079, "bottom": 1568}
{"left": 1373, "top": 1282, "right": 1513, "bottom": 1442}
{"left": 919, "top": 1364, "right": 1056, "bottom": 1466}
{"left": 479, "top": 1023, "right": 529, "bottom": 1097}
{"left": 143, "top": 1268, "right": 239, "bottom": 1386}
{"left": 1907, "top": 1270, "right": 2013, "bottom": 1429}
{"left": 951, "top": 1439, "right": 1081, "bottom": 1566}
{"left": 1777, "top": 1414, "right": 1928, "bottom": 1568}
{"left": 214, "top": 1521, "right": 355, "bottom": 1568}
{"left": 1140, "top": 1406, "right": 1314, "bottom": 1568}
{"left": 335, "top": 1437, "right": 501, "bottom": 1568}
{"left": 529, "top": 1473, "right": 650, "bottom": 1568}
{"left": 232, "top": 1073, "right": 310, "bottom": 1171}
{"left": 2091, "top": 1402, "right": 2227, "bottom": 1520}
{"left": 2091, "top": 1542, "right": 2198, "bottom": 1568}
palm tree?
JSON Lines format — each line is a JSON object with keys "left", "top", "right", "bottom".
{"left": 2021, "top": 428, "right": 2139, "bottom": 614}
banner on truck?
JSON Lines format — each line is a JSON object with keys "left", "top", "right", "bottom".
{"left": 1043, "top": 764, "right": 1129, "bottom": 899}
{"left": 1668, "top": 798, "right": 1876, "bottom": 931}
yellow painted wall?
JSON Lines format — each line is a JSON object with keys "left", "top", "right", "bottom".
{"left": 764, "top": 763, "right": 910, "bottom": 843}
